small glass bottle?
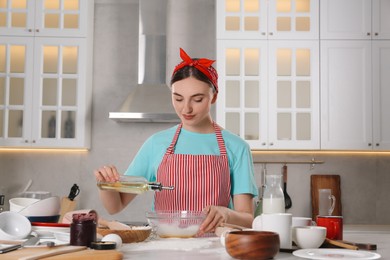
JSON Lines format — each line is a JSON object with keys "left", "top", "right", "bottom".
{"left": 97, "top": 175, "right": 174, "bottom": 194}
{"left": 70, "top": 213, "right": 97, "bottom": 247}
{"left": 262, "top": 174, "right": 285, "bottom": 214}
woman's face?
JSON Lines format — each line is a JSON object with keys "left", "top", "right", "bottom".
{"left": 171, "top": 77, "right": 217, "bottom": 131}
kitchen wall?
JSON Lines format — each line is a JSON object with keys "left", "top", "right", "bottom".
{"left": 1, "top": 0, "right": 389, "bottom": 225}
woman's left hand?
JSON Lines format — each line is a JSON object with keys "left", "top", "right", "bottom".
{"left": 199, "top": 205, "right": 230, "bottom": 235}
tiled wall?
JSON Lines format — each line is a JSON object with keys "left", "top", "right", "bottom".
{"left": 1, "top": 1, "right": 389, "bottom": 224}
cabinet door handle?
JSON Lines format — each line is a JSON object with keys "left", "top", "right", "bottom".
{"left": 375, "top": 32, "right": 379, "bottom": 36}
{"left": 376, "top": 143, "right": 380, "bottom": 146}
{"left": 269, "top": 32, "right": 273, "bottom": 36}
{"left": 28, "top": 29, "right": 32, "bottom": 32}
{"left": 368, "top": 143, "right": 372, "bottom": 146}
{"left": 269, "top": 142, "right": 274, "bottom": 146}
{"left": 367, "top": 32, "right": 371, "bottom": 36}
{"left": 35, "top": 29, "right": 40, "bottom": 33}
{"left": 32, "top": 140, "right": 36, "bottom": 143}
{"left": 24, "top": 140, "right": 29, "bottom": 143}
{"left": 261, "top": 32, "right": 266, "bottom": 35}
{"left": 261, "top": 142, "right": 266, "bottom": 146}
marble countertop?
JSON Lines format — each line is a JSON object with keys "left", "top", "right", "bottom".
{"left": 119, "top": 225, "right": 390, "bottom": 259}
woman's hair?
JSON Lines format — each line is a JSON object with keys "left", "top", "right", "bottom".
{"left": 170, "top": 62, "right": 217, "bottom": 93}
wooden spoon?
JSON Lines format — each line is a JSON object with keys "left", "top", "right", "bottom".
{"left": 98, "top": 218, "right": 131, "bottom": 230}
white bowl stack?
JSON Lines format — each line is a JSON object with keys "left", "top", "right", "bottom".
{"left": 9, "top": 196, "right": 61, "bottom": 222}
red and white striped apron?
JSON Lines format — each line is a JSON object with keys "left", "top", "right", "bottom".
{"left": 154, "top": 123, "right": 231, "bottom": 211}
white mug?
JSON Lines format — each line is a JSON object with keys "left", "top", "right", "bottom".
{"left": 252, "top": 213, "right": 292, "bottom": 249}
{"left": 318, "top": 189, "right": 336, "bottom": 216}
{"left": 292, "top": 217, "right": 316, "bottom": 227}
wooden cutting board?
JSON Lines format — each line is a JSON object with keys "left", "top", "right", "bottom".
{"left": 311, "top": 175, "right": 342, "bottom": 220}
{"left": 1, "top": 246, "right": 123, "bottom": 260}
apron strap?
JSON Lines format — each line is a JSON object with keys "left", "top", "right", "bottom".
{"left": 166, "top": 122, "right": 227, "bottom": 156}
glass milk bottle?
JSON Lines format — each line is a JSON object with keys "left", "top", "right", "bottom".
{"left": 262, "top": 174, "right": 285, "bottom": 213}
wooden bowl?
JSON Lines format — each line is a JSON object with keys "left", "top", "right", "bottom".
{"left": 225, "top": 230, "right": 280, "bottom": 260}
{"left": 97, "top": 227, "right": 151, "bottom": 243}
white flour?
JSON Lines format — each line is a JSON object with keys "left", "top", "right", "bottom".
{"left": 122, "top": 237, "right": 217, "bottom": 252}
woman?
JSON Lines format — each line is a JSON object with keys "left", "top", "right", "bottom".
{"left": 94, "top": 48, "right": 258, "bottom": 234}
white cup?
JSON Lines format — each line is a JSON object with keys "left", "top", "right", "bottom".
{"left": 292, "top": 217, "right": 316, "bottom": 227}
{"left": 252, "top": 213, "right": 292, "bottom": 249}
{"left": 318, "top": 189, "right": 336, "bottom": 216}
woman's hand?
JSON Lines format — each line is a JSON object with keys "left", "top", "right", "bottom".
{"left": 198, "top": 194, "right": 254, "bottom": 235}
{"left": 199, "top": 205, "right": 230, "bottom": 235}
{"left": 94, "top": 165, "right": 120, "bottom": 182}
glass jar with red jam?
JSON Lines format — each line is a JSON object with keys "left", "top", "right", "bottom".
{"left": 70, "top": 212, "right": 97, "bottom": 247}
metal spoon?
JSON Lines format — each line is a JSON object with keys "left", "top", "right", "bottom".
{"left": 282, "top": 165, "right": 292, "bottom": 209}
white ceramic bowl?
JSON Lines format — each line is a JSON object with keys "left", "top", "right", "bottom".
{"left": 0, "top": 211, "right": 32, "bottom": 240}
{"left": 146, "top": 210, "right": 205, "bottom": 238}
{"left": 292, "top": 226, "right": 327, "bottom": 249}
{"left": 19, "top": 196, "right": 60, "bottom": 217}
{"left": 9, "top": 197, "right": 40, "bottom": 212}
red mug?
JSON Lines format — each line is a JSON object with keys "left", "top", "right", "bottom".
{"left": 316, "top": 216, "right": 343, "bottom": 240}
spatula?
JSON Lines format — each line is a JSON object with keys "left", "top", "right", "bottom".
{"left": 282, "top": 165, "right": 292, "bottom": 209}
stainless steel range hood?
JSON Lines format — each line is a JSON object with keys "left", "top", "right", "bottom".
{"left": 109, "top": 0, "right": 215, "bottom": 123}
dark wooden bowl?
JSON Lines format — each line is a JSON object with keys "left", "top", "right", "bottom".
{"left": 225, "top": 230, "right": 280, "bottom": 260}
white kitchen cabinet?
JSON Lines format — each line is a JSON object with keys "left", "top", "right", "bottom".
{"left": 320, "top": 41, "right": 390, "bottom": 150}
{"left": 372, "top": 41, "right": 390, "bottom": 150}
{"left": 320, "top": 0, "right": 390, "bottom": 40}
{"left": 217, "top": 0, "right": 319, "bottom": 40}
{"left": 0, "top": 0, "right": 93, "bottom": 148}
{"left": 0, "top": 0, "right": 89, "bottom": 37}
{"left": 216, "top": 40, "right": 319, "bottom": 149}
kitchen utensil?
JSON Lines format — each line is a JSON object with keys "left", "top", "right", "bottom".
{"left": 311, "top": 175, "right": 342, "bottom": 219}
{"left": 252, "top": 213, "right": 292, "bottom": 249}
{"left": 318, "top": 189, "right": 336, "bottom": 215}
{"left": 335, "top": 240, "right": 377, "bottom": 250}
{"left": 262, "top": 174, "right": 285, "bottom": 213}
{"left": 98, "top": 218, "right": 131, "bottom": 230}
{"left": 292, "top": 217, "right": 315, "bottom": 227}
{"left": 3, "top": 245, "right": 123, "bottom": 259}
{"left": 27, "top": 215, "right": 60, "bottom": 223}
{"left": 59, "top": 184, "right": 80, "bottom": 223}
{"left": 323, "top": 238, "right": 358, "bottom": 250}
{"left": 21, "top": 191, "right": 52, "bottom": 200}
{"left": 18, "top": 196, "right": 61, "bottom": 217}
{"left": 0, "top": 212, "right": 32, "bottom": 240}
{"left": 292, "top": 226, "right": 326, "bottom": 249}
{"left": 146, "top": 210, "right": 205, "bottom": 238}
{"left": 293, "top": 248, "right": 381, "bottom": 260}
{"left": 0, "top": 236, "right": 39, "bottom": 253}
{"left": 316, "top": 215, "right": 343, "bottom": 240}
{"left": 19, "top": 180, "right": 33, "bottom": 196}
{"left": 18, "top": 245, "right": 87, "bottom": 260}
{"left": 282, "top": 165, "right": 292, "bottom": 209}
{"left": 9, "top": 198, "right": 40, "bottom": 212}
{"left": 225, "top": 230, "right": 280, "bottom": 260}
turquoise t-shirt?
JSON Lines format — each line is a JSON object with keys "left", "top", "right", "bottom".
{"left": 124, "top": 125, "right": 258, "bottom": 208}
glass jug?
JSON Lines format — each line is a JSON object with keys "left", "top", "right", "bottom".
{"left": 262, "top": 174, "right": 285, "bottom": 214}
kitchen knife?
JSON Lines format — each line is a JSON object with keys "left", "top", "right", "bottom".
{"left": 0, "top": 236, "right": 40, "bottom": 254}
{"left": 59, "top": 184, "right": 80, "bottom": 222}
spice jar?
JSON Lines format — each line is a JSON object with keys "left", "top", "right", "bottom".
{"left": 70, "top": 213, "right": 97, "bottom": 247}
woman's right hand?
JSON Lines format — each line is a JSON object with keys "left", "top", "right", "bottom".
{"left": 94, "top": 165, "right": 120, "bottom": 183}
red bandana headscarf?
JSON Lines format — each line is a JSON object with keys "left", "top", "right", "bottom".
{"left": 172, "top": 48, "right": 219, "bottom": 93}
